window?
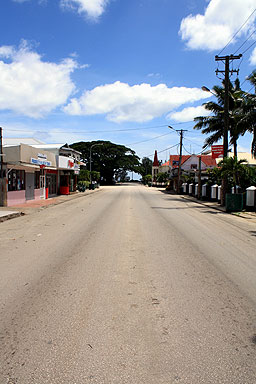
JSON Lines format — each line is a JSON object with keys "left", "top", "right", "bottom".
{"left": 8, "top": 170, "right": 25, "bottom": 191}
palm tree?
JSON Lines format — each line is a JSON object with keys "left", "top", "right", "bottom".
{"left": 194, "top": 79, "right": 245, "bottom": 158}
{"left": 239, "top": 70, "right": 256, "bottom": 157}
{"left": 218, "top": 157, "right": 248, "bottom": 190}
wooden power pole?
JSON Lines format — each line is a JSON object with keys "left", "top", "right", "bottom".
{"left": 215, "top": 54, "right": 242, "bottom": 205}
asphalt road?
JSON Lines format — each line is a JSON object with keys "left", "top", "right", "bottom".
{"left": 0, "top": 184, "right": 256, "bottom": 384}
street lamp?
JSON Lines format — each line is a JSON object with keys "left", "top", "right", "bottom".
{"left": 201, "top": 86, "right": 217, "bottom": 96}
{"left": 89, "top": 143, "right": 103, "bottom": 184}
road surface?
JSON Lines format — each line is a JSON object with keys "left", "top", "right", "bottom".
{"left": 0, "top": 184, "right": 256, "bottom": 383}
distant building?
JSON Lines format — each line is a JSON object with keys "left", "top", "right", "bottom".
{"left": 159, "top": 154, "right": 216, "bottom": 175}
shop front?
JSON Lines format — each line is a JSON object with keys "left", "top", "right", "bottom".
{"left": 3, "top": 144, "right": 57, "bottom": 206}
{"left": 58, "top": 156, "right": 80, "bottom": 194}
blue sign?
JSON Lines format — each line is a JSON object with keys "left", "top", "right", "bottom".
{"left": 31, "top": 158, "right": 52, "bottom": 166}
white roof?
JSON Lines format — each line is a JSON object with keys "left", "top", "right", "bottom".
{"left": 31, "top": 144, "right": 65, "bottom": 150}
{"left": 3, "top": 137, "right": 44, "bottom": 147}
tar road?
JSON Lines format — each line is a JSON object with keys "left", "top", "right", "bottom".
{"left": 0, "top": 184, "right": 256, "bottom": 383}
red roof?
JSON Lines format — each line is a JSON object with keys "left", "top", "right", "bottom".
{"left": 169, "top": 155, "right": 190, "bottom": 168}
{"left": 200, "top": 155, "right": 217, "bottom": 167}
{"left": 168, "top": 154, "right": 216, "bottom": 168}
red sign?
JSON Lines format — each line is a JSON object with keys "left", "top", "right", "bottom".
{"left": 68, "top": 160, "right": 74, "bottom": 168}
{"left": 212, "top": 145, "right": 224, "bottom": 159}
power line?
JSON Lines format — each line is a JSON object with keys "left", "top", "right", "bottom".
{"left": 3, "top": 125, "right": 167, "bottom": 135}
{"left": 183, "top": 144, "right": 210, "bottom": 156}
{"left": 127, "top": 131, "right": 174, "bottom": 146}
{"left": 144, "top": 143, "right": 179, "bottom": 158}
{"left": 233, "top": 28, "right": 256, "bottom": 54}
{"left": 183, "top": 137, "right": 204, "bottom": 148}
{"left": 4, "top": 121, "right": 195, "bottom": 136}
{"left": 241, "top": 39, "right": 256, "bottom": 55}
{"left": 218, "top": 8, "right": 256, "bottom": 55}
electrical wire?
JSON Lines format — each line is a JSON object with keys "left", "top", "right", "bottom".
{"left": 233, "top": 28, "right": 256, "bottom": 54}
{"left": 4, "top": 120, "right": 195, "bottom": 135}
{"left": 144, "top": 143, "right": 179, "bottom": 158}
{"left": 183, "top": 137, "right": 204, "bottom": 148}
{"left": 183, "top": 144, "right": 210, "bottom": 156}
{"left": 127, "top": 131, "right": 174, "bottom": 146}
{"left": 3, "top": 125, "right": 167, "bottom": 135}
{"left": 241, "top": 39, "right": 256, "bottom": 55}
{"left": 218, "top": 8, "right": 256, "bottom": 55}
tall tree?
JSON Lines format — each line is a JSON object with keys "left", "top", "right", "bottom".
{"left": 139, "top": 157, "right": 153, "bottom": 177}
{"left": 70, "top": 141, "right": 140, "bottom": 184}
{"left": 194, "top": 79, "right": 245, "bottom": 158}
{"left": 239, "top": 70, "right": 256, "bottom": 157}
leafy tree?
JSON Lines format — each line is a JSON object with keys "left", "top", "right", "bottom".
{"left": 142, "top": 174, "right": 152, "bottom": 184}
{"left": 139, "top": 157, "right": 153, "bottom": 177}
{"left": 71, "top": 141, "right": 140, "bottom": 184}
{"left": 194, "top": 79, "right": 245, "bottom": 157}
{"left": 157, "top": 172, "right": 169, "bottom": 183}
{"left": 91, "top": 171, "right": 100, "bottom": 182}
{"left": 78, "top": 169, "right": 90, "bottom": 182}
{"left": 206, "top": 167, "right": 222, "bottom": 185}
{"left": 218, "top": 157, "right": 248, "bottom": 190}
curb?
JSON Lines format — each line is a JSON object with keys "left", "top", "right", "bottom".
{"left": 0, "top": 212, "right": 23, "bottom": 223}
{"left": 179, "top": 194, "right": 256, "bottom": 220}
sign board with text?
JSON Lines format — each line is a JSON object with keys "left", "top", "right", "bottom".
{"left": 211, "top": 145, "right": 224, "bottom": 159}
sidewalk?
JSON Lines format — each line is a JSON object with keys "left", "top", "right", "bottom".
{"left": 180, "top": 193, "right": 256, "bottom": 221}
{"left": 0, "top": 189, "right": 101, "bottom": 222}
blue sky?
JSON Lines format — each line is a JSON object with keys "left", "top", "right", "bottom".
{"left": 1, "top": 0, "right": 256, "bottom": 163}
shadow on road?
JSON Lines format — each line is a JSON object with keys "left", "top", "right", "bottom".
{"left": 151, "top": 206, "right": 203, "bottom": 210}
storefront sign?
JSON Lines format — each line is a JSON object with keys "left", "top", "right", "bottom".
{"left": 58, "top": 156, "right": 80, "bottom": 172}
{"left": 212, "top": 145, "right": 224, "bottom": 159}
{"left": 31, "top": 158, "right": 52, "bottom": 166}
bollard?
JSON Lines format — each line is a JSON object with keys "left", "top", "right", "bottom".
{"left": 246, "top": 186, "right": 256, "bottom": 211}
{"left": 211, "top": 184, "right": 218, "bottom": 201}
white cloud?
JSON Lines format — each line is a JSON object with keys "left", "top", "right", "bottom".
{"left": 180, "top": 0, "right": 256, "bottom": 51}
{"left": 64, "top": 81, "right": 210, "bottom": 123}
{"left": 249, "top": 47, "right": 256, "bottom": 65}
{"left": 0, "top": 41, "right": 77, "bottom": 118}
{"left": 168, "top": 105, "right": 211, "bottom": 122}
{"left": 60, "top": 0, "right": 109, "bottom": 19}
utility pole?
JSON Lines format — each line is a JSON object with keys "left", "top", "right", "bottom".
{"left": 177, "top": 129, "right": 187, "bottom": 193}
{"left": 215, "top": 54, "right": 242, "bottom": 205}
{"left": 198, "top": 155, "right": 202, "bottom": 200}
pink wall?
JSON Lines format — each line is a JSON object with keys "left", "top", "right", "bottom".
{"left": 7, "top": 191, "right": 26, "bottom": 206}
{"left": 34, "top": 189, "right": 41, "bottom": 200}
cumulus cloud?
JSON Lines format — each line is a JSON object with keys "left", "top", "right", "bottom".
{"left": 180, "top": 0, "right": 256, "bottom": 51}
{"left": 60, "top": 0, "right": 109, "bottom": 19}
{"left": 0, "top": 41, "right": 77, "bottom": 118}
{"left": 64, "top": 81, "right": 210, "bottom": 123}
{"left": 249, "top": 47, "right": 256, "bottom": 65}
{"left": 168, "top": 106, "right": 211, "bottom": 122}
